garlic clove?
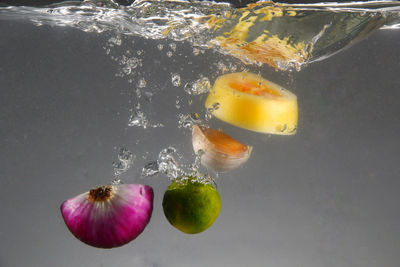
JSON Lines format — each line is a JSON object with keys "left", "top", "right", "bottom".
{"left": 60, "top": 184, "right": 153, "bottom": 249}
{"left": 192, "top": 125, "right": 252, "bottom": 172}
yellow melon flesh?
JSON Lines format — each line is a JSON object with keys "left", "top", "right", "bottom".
{"left": 205, "top": 72, "right": 298, "bottom": 135}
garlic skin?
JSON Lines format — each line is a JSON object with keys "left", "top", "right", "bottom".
{"left": 60, "top": 184, "right": 153, "bottom": 249}
{"left": 192, "top": 125, "right": 252, "bottom": 172}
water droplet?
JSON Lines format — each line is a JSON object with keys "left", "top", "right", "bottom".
{"left": 157, "top": 44, "right": 164, "bottom": 50}
{"left": 171, "top": 73, "right": 181, "bottom": 87}
{"left": 166, "top": 51, "right": 173, "bottom": 57}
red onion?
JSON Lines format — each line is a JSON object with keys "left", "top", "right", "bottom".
{"left": 60, "top": 184, "right": 153, "bottom": 248}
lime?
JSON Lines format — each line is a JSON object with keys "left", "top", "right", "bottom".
{"left": 162, "top": 178, "right": 221, "bottom": 234}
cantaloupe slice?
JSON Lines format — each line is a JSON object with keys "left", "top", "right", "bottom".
{"left": 205, "top": 72, "right": 298, "bottom": 135}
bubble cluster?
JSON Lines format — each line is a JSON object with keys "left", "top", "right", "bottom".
{"left": 177, "top": 113, "right": 202, "bottom": 129}
{"left": 184, "top": 77, "right": 211, "bottom": 95}
{"left": 128, "top": 103, "right": 164, "bottom": 129}
{"left": 205, "top": 102, "right": 220, "bottom": 121}
{"left": 141, "top": 147, "right": 183, "bottom": 180}
{"left": 171, "top": 73, "right": 181, "bottom": 87}
{"left": 141, "top": 146, "right": 215, "bottom": 186}
{"left": 113, "top": 147, "right": 135, "bottom": 177}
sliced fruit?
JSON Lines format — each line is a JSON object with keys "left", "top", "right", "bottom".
{"left": 205, "top": 72, "right": 298, "bottom": 135}
{"left": 162, "top": 178, "right": 221, "bottom": 234}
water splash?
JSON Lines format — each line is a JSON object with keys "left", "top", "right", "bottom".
{"left": 215, "top": 61, "right": 238, "bottom": 73}
{"left": 112, "top": 147, "right": 135, "bottom": 182}
{"left": 141, "top": 146, "right": 183, "bottom": 179}
{"left": 141, "top": 146, "right": 215, "bottom": 185}
{"left": 1, "top": 1, "right": 399, "bottom": 70}
{"left": 142, "top": 161, "right": 160, "bottom": 177}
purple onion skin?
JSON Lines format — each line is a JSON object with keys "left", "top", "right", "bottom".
{"left": 60, "top": 184, "right": 154, "bottom": 249}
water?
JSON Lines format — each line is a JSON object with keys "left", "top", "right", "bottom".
{"left": 1, "top": 1, "right": 400, "bottom": 266}
{"left": 1, "top": 0, "right": 400, "bottom": 70}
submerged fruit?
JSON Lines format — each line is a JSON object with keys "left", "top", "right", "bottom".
{"left": 60, "top": 184, "right": 153, "bottom": 248}
{"left": 162, "top": 178, "right": 221, "bottom": 234}
{"left": 192, "top": 125, "right": 252, "bottom": 172}
{"left": 205, "top": 72, "right": 298, "bottom": 135}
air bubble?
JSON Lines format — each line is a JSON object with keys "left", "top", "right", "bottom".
{"left": 205, "top": 103, "right": 220, "bottom": 121}
{"left": 278, "top": 124, "right": 288, "bottom": 132}
{"left": 169, "top": 43, "right": 177, "bottom": 52}
{"left": 193, "top": 48, "right": 200, "bottom": 56}
{"left": 171, "top": 73, "right": 181, "bottom": 87}
{"left": 137, "top": 78, "right": 147, "bottom": 88}
{"left": 184, "top": 77, "right": 211, "bottom": 95}
{"left": 113, "top": 148, "right": 135, "bottom": 177}
{"left": 177, "top": 113, "right": 202, "bottom": 128}
{"left": 142, "top": 161, "right": 160, "bottom": 177}
{"left": 128, "top": 103, "right": 164, "bottom": 128}
{"left": 135, "top": 88, "right": 142, "bottom": 98}
{"left": 111, "top": 178, "right": 122, "bottom": 185}
{"left": 107, "top": 36, "right": 122, "bottom": 46}
{"left": 289, "top": 125, "right": 297, "bottom": 133}
{"left": 128, "top": 105, "right": 149, "bottom": 129}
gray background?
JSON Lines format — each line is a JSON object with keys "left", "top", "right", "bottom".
{"left": 0, "top": 20, "right": 399, "bottom": 267}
